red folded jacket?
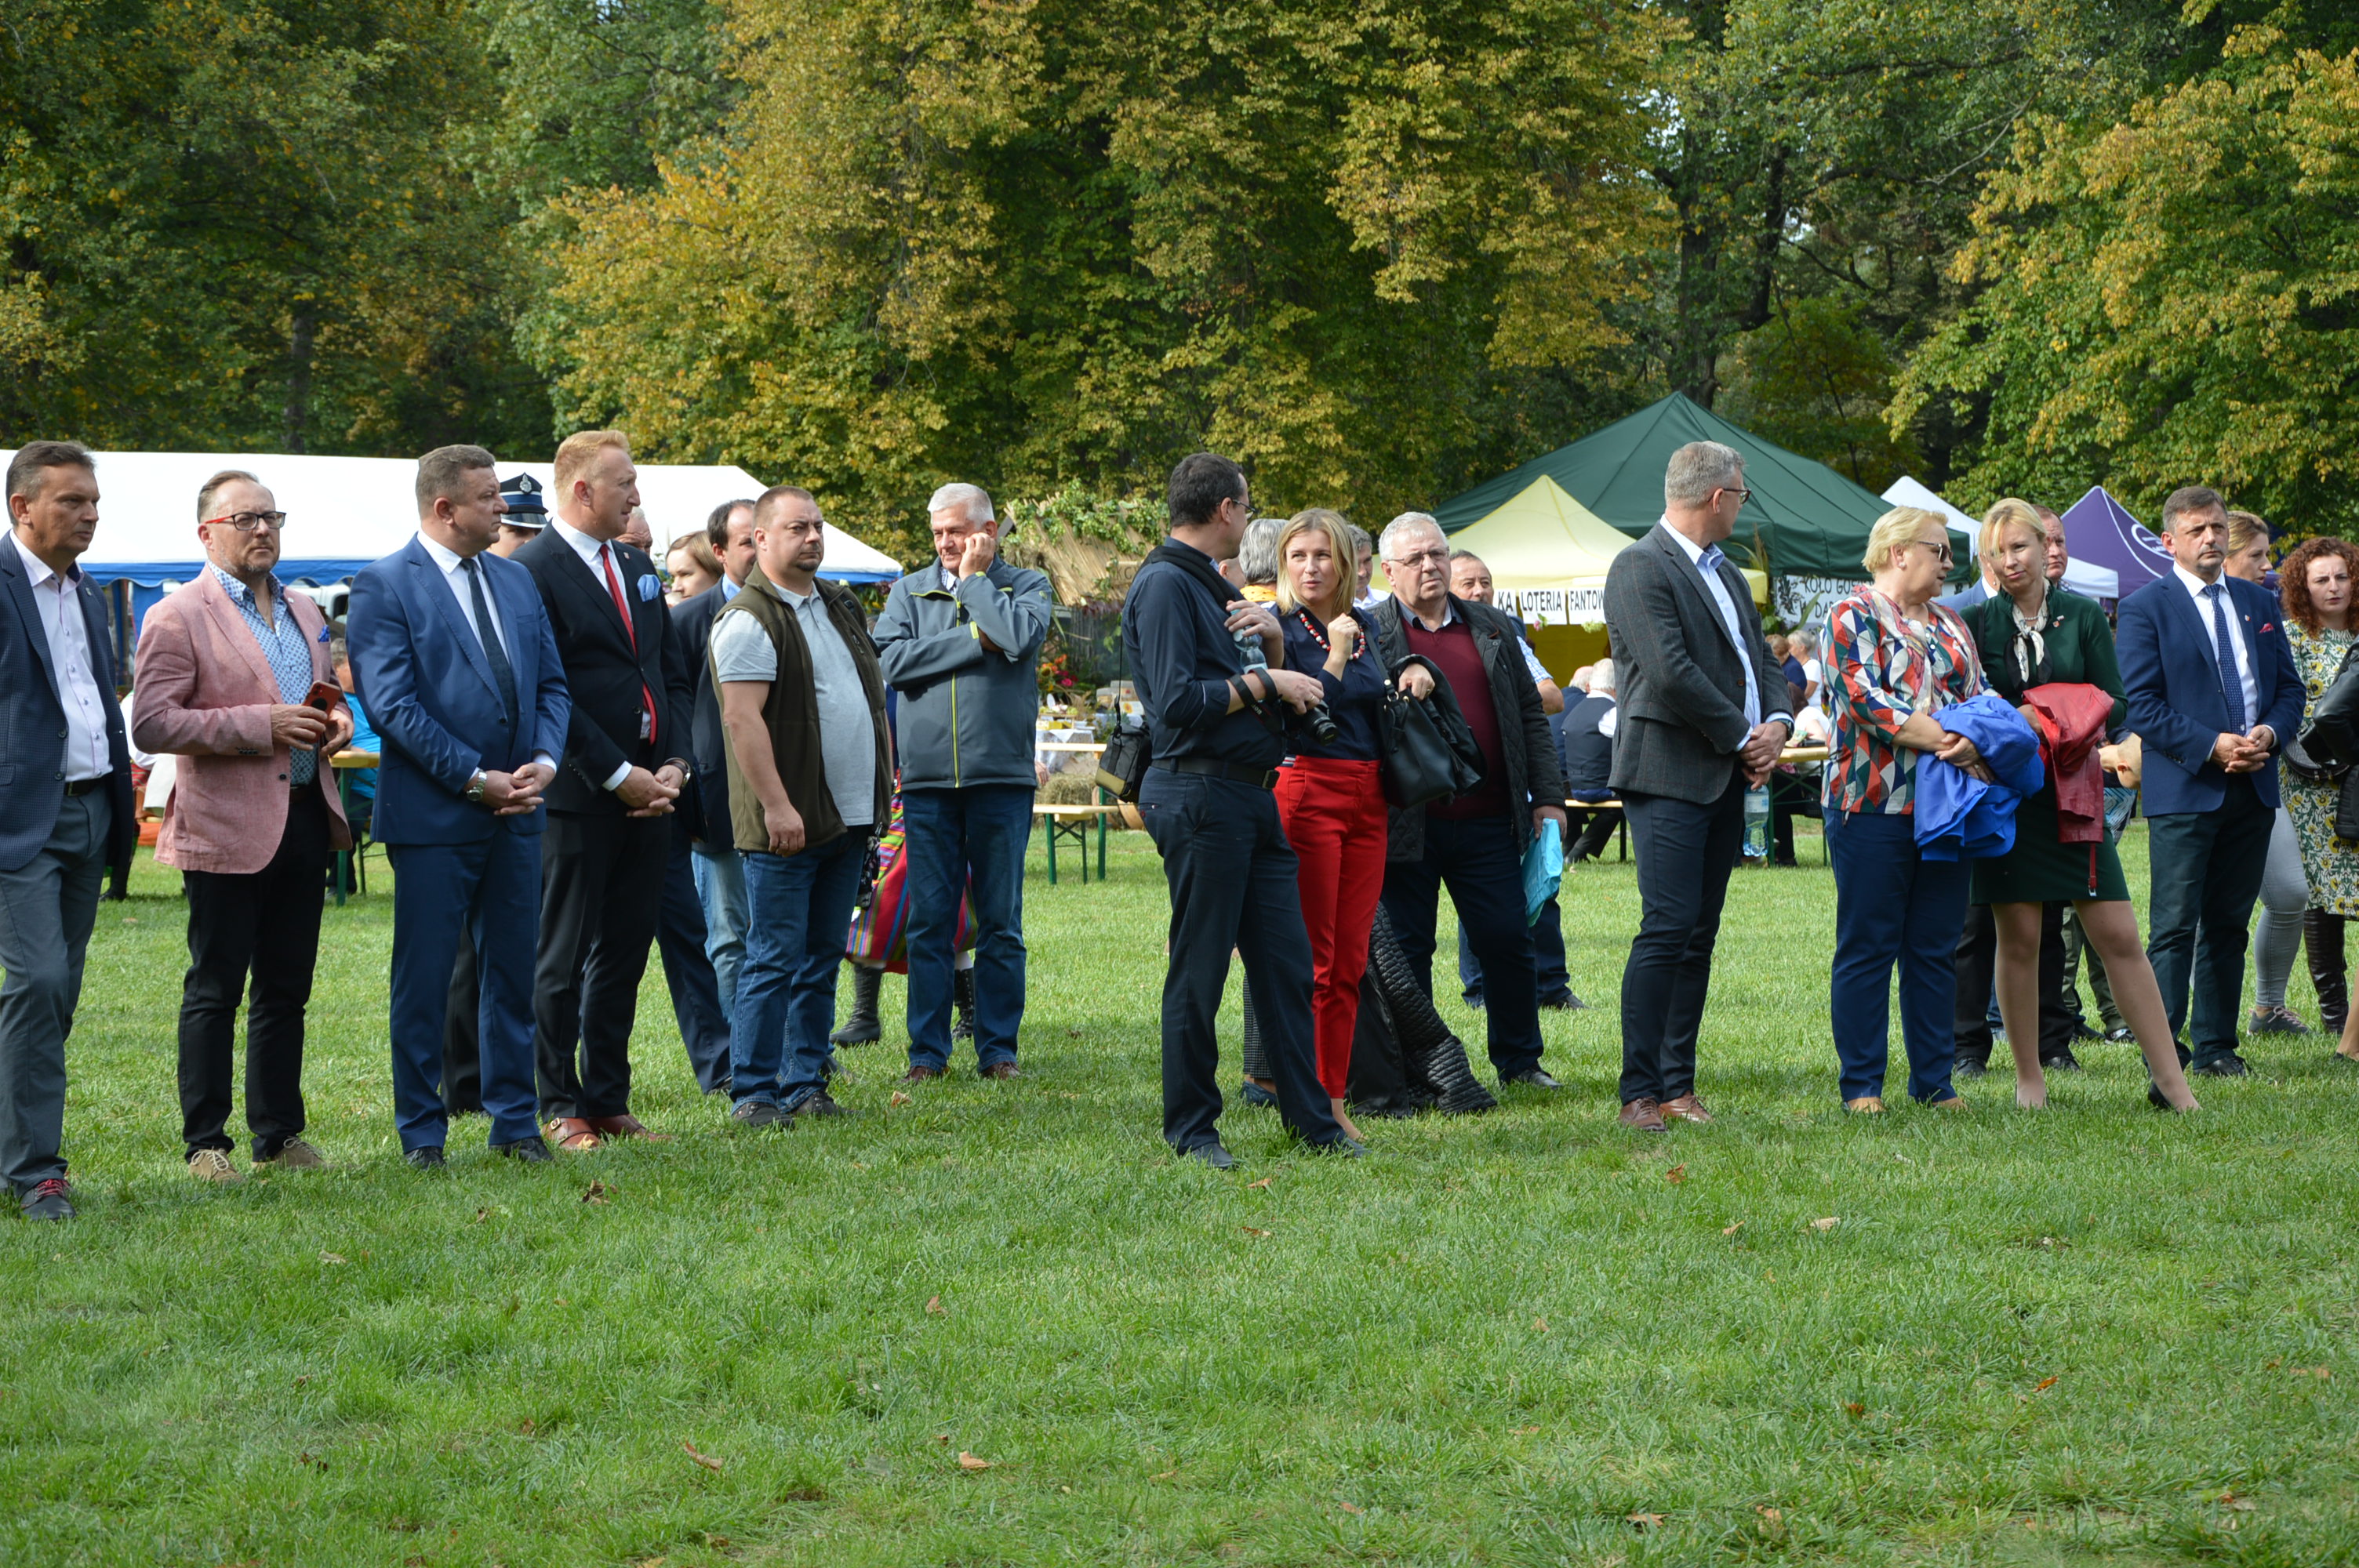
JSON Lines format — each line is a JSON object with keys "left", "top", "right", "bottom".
{"left": 2024, "top": 682, "right": 2114, "bottom": 846}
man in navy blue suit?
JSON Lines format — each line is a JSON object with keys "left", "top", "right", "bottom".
{"left": 0, "top": 442, "right": 137, "bottom": 1221}
{"left": 2116, "top": 485, "right": 2302, "bottom": 1078}
{"left": 348, "top": 445, "right": 571, "bottom": 1167}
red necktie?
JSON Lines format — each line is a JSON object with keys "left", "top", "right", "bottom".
{"left": 600, "top": 544, "right": 658, "bottom": 747}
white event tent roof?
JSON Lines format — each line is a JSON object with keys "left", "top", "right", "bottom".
{"left": 2, "top": 450, "right": 903, "bottom": 587}
{"left": 1881, "top": 475, "right": 2117, "bottom": 601}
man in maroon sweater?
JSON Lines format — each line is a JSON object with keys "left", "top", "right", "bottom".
{"left": 1370, "top": 514, "right": 1568, "bottom": 1088}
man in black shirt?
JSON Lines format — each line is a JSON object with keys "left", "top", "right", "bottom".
{"left": 1121, "top": 453, "right": 1361, "bottom": 1166}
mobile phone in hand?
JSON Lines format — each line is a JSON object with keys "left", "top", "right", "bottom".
{"left": 304, "top": 680, "right": 346, "bottom": 714}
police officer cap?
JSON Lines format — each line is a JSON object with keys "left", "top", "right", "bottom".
{"left": 499, "top": 473, "right": 548, "bottom": 526}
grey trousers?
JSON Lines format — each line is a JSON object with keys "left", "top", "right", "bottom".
{"left": 0, "top": 791, "right": 111, "bottom": 1192}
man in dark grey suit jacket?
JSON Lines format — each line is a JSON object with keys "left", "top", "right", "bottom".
{"left": 1601, "top": 441, "right": 1791, "bottom": 1131}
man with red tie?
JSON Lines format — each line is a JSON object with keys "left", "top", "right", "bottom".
{"left": 514, "top": 430, "right": 692, "bottom": 1150}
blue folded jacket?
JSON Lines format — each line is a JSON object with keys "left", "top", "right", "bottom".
{"left": 1914, "top": 694, "right": 2046, "bottom": 861}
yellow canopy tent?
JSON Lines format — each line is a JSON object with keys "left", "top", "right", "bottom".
{"left": 1440, "top": 474, "right": 1769, "bottom": 625}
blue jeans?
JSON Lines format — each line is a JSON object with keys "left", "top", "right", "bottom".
{"left": 731, "top": 833, "right": 865, "bottom": 1110}
{"left": 902, "top": 784, "right": 1030, "bottom": 1071}
{"left": 1826, "top": 808, "right": 1968, "bottom": 1103}
{"left": 692, "top": 842, "right": 748, "bottom": 1016}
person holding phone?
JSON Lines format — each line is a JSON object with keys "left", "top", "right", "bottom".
{"left": 132, "top": 470, "right": 354, "bottom": 1182}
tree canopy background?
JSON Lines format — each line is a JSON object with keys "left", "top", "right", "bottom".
{"left": 5, "top": 0, "right": 2358, "bottom": 557}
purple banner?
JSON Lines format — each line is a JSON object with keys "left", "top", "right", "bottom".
{"left": 2059, "top": 485, "right": 2172, "bottom": 591}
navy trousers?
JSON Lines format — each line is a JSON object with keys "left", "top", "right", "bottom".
{"left": 657, "top": 823, "right": 734, "bottom": 1094}
{"left": 1825, "top": 808, "right": 1968, "bottom": 1103}
{"left": 1619, "top": 777, "right": 1747, "bottom": 1105}
{"left": 386, "top": 833, "right": 542, "bottom": 1152}
{"left": 1138, "top": 768, "right": 1344, "bottom": 1152}
{"left": 1457, "top": 895, "right": 1569, "bottom": 1007}
{"left": 902, "top": 784, "right": 1030, "bottom": 1073}
{"left": 2146, "top": 774, "right": 2274, "bottom": 1066}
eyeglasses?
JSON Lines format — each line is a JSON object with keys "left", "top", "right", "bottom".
{"left": 1911, "top": 537, "right": 1954, "bottom": 563}
{"left": 1390, "top": 547, "right": 1451, "bottom": 568}
{"left": 202, "top": 510, "right": 286, "bottom": 532}
{"left": 1717, "top": 487, "right": 1753, "bottom": 504}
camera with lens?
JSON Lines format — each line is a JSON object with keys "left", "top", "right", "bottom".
{"left": 1234, "top": 625, "right": 1339, "bottom": 747}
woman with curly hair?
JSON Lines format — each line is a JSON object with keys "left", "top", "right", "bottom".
{"left": 2275, "top": 535, "right": 2359, "bottom": 1063}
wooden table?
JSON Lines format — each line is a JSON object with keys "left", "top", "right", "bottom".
{"left": 329, "top": 750, "right": 378, "bottom": 906}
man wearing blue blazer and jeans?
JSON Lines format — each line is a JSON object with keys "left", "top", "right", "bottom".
{"left": 2116, "top": 485, "right": 2302, "bottom": 1078}
{"left": 349, "top": 445, "right": 571, "bottom": 1167}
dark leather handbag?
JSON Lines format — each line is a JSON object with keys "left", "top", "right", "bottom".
{"left": 1094, "top": 718, "right": 1152, "bottom": 803}
{"left": 2296, "top": 641, "right": 2359, "bottom": 785}
{"left": 1377, "top": 655, "right": 1485, "bottom": 809}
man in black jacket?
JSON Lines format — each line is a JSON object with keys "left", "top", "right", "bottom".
{"left": 515, "top": 430, "right": 692, "bottom": 1150}
{"left": 1561, "top": 659, "right": 1623, "bottom": 862}
{"left": 1121, "top": 453, "right": 1361, "bottom": 1167}
{"left": 1372, "top": 514, "right": 1568, "bottom": 1090}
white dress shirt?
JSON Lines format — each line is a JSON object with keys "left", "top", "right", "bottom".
{"left": 12, "top": 532, "right": 110, "bottom": 782}
{"left": 1659, "top": 522, "right": 1787, "bottom": 731}
{"left": 413, "top": 532, "right": 554, "bottom": 774}
{"left": 2174, "top": 563, "right": 2259, "bottom": 733}
{"left": 547, "top": 518, "right": 644, "bottom": 790}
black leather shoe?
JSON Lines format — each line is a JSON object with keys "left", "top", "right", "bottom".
{"left": 20, "top": 1178, "right": 74, "bottom": 1221}
{"left": 1307, "top": 1136, "right": 1367, "bottom": 1157}
{"left": 404, "top": 1145, "right": 445, "bottom": 1171}
{"left": 1538, "top": 993, "right": 1589, "bottom": 1011}
{"left": 2194, "top": 1054, "right": 2250, "bottom": 1077}
{"left": 2072, "top": 1021, "right": 2102, "bottom": 1042}
{"left": 1504, "top": 1068, "right": 1562, "bottom": 1089}
{"left": 729, "top": 1099, "right": 792, "bottom": 1129}
{"left": 2148, "top": 1083, "right": 2171, "bottom": 1110}
{"left": 1954, "top": 1058, "right": 1988, "bottom": 1078}
{"left": 1238, "top": 1080, "right": 1278, "bottom": 1109}
{"left": 797, "top": 1091, "right": 853, "bottom": 1119}
{"left": 2040, "top": 1049, "right": 2083, "bottom": 1072}
{"left": 492, "top": 1135, "right": 554, "bottom": 1163}
{"left": 1183, "top": 1142, "right": 1234, "bottom": 1170}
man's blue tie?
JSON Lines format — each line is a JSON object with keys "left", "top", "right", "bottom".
{"left": 2205, "top": 583, "right": 2248, "bottom": 735}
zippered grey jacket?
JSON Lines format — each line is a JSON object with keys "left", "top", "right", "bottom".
{"left": 874, "top": 557, "right": 1053, "bottom": 790}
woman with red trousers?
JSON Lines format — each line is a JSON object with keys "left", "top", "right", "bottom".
{"left": 1272, "top": 509, "right": 1395, "bottom": 1140}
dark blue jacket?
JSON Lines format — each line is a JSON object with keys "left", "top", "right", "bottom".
{"left": 1121, "top": 545, "right": 1283, "bottom": 769}
{"left": 0, "top": 543, "right": 135, "bottom": 885}
{"left": 2115, "top": 572, "right": 2301, "bottom": 815}
{"left": 347, "top": 536, "right": 571, "bottom": 846}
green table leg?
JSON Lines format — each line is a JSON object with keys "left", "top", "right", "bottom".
{"left": 1043, "top": 813, "right": 1058, "bottom": 884}
{"left": 1096, "top": 809, "right": 1107, "bottom": 880}
{"left": 333, "top": 770, "right": 351, "bottom": 907}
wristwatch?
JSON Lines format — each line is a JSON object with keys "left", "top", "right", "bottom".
{"left": 465, "top": 769, "right": 489, "bottom": 803}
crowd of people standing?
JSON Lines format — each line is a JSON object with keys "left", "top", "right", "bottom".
{"left": 2, "top": 430, "right": 2350, "bottom": 1218}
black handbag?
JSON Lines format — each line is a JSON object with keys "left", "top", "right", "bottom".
{"left": 2296, "top": 641, "right": 2359, "bottom": 785}
{"left": 1377, "top": 655, "right": 1486, "bottom": 809}
{"left": 1094, "top": 718, "right": 1152, "bottom": 803}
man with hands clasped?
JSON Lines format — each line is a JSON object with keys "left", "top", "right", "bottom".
{"left": 347, "top": 445, "right": 570, "bottom": 1168}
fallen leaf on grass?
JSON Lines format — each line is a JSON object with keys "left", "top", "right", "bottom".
{"left": 1664, "top": 1163, "right": 1687, "bottom": 1185}
{"left": 1755, "top": 1505, "right": 1784, "bottom": 1526}
{"left": 1247, "top": 1178, "right": 1271, "bottom": 1190}
{"left": 1513, "top": 1425, "right": 1542, "bottom": 1435}
{"left": 2219, "top": 1493, "right": 2256, "bottom": 1512}
{"left": 682, "top": 1442, "right": 723, "bottom": 1472}
{"left": 1811, "top": 1217, "right": 1840, "bottom": 1232}
{"left": 1151, "top": 1469, "right": 1176, "bottom": 1481}
{"left": 1722, "top": 1221, "right": 1744, "bottom": 1236}
{"left": 517, "top": 1418, "right": 535, "bottom": 1436}
{"left": 958, "top": 1451, "right": 992, "bottom": 1471}
{"left": 1241, "top": 1225, "right": 1270, "bottom": 1238}
{"left": 581, "top": 1181, "right": 609, "bottom": 1205}
{"left": 936, "top": 1434, "right": 951, "bottom": 1444}
{"left": 1845, "top": 1403, "right": 1866, "bottom": 1418}
{"left": 1338, "top": 1501, "right": 1363, "bottom": 1515}
{"left": 2034, "top": 1375, "right": 2058, "bottom": 1392}
{"left": 1626, "top": 1512, "right": 1665, "bottom": 1530}
{"left": 925, "top": 1296, "right": 945, "bottom": 1316}
{"left": 319, "top": 1252, "right": 347, "bottom": 1265}
{"left": 1532, "top": 1316, "right": 1550, "bottom": 1334}
{"left": 889, "top": 1091, "right": 912, "bottom": 1107}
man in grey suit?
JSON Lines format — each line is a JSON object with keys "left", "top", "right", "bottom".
{"left": 1601, "top": 441, "right": 1791, "bottom": 1132}
{"left": 0, "top": 441, "right": 138, "bottom": 1221}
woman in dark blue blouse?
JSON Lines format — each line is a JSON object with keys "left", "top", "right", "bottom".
{"left": 1271, "top": 508, "right": 1392, "bottom": 1137}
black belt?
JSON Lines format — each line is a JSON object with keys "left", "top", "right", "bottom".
{"left": 1157, "top": 757, "right": 1280, "bottom": 790}
{"left": 63, "top": 777, "right": 106, "bottom": 797}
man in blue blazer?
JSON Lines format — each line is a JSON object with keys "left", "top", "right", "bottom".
{"left": 1, "top": 442, "right": 137, "bottom": 1221}
{"left": 348, "top": 446, "right": 571, "bottom": 1167}
{"left": 2116, "top": 485, "right": 2301, "bottom": 1077}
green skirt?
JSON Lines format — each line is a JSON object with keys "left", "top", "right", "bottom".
{"left": 1968, "top": 780, "right": 2128, "bottom": 905}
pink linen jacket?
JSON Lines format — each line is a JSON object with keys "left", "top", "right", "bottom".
{"left": 131, "top": 572, "right": 353, "bottom": 874}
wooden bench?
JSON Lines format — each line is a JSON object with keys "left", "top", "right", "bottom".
{"left": 1033, "top": 802, "right": 1124, "bottom": 884}
{"left": 1565, "top": 798, "right": 1630, "bottom": 862}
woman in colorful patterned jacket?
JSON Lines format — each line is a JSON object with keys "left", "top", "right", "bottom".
{"left": 1821, "top": 507, "right": 1989, "bottom": 1113}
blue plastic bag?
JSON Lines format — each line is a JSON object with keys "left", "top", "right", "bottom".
{"left": 1521, "top": 818, "right": 1565, "bottom": 926}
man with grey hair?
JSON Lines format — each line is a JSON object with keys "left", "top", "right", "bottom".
{"left": 874, "top": 481, "right": 1052, "bottom": 1080}
{"left": 1601, "top": 440, "right": 1791, "bottom": 1131}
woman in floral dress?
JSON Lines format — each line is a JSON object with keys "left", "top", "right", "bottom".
{"left": 2275, "top": 537, "right": 2359, "bottom": 1063}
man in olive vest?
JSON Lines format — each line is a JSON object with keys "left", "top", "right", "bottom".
{"left": 711, "top": 485, "right": 892, "bottom": 1127}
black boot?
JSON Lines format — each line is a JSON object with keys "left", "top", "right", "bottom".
{"left": 830, "top": 964, "right": 882, "bottom": 1047}
{"left": 2306, "top": 909, "right": 2348, "bottom": 1038}
{"left": 952, "top": 967, "right": 976, "bottom": 1042}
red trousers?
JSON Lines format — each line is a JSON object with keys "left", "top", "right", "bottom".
{"left": 1274, "top": 757, "right": 1389, "bottom": 1098}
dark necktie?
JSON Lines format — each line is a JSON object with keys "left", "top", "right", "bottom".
{"left": 463, "top": 556, "right": 522, "bottom": 733}
{"left": 2205, "top": 583, "right": 2248, "bottom": 735}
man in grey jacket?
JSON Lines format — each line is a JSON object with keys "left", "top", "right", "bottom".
{"left": 1601, "top": 441, "right": 1791, "bottom": 1131}
{"left": 874, "top": 483, "right": 1053, "bottom": 1080}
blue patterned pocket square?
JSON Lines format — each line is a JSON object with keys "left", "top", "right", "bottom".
{"left": 638, "top": 573, "right": 661, "bottom": 601}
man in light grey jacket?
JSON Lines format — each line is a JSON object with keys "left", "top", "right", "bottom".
{"left": 873, "top": 483, "right": 1053, "bottom": 1081}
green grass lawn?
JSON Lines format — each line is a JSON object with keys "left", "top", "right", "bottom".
{"left": 5, "top": 822, "right": 2357, "bottom": 1567}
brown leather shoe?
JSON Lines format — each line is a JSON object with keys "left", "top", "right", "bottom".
{"left": 583, "top": 1114, "right": 671, "bottom": 1142}
{"left": 1617, "top": 1098, "right": 1668, "bottom": 1131}
{"left": 546, "top": 1117, "right": 602, "bottom": 1152}
{"left": 900, "top": 1065, "right": 943, "bottom": 1083}
{"left": 1843, "top": 1095, "right": 1885, "bottom": 1114}
{"left": 980, "top": 1062, "right": 1020, "bottom": 1080}
{"left": 1659, "top": 1094, "right": 1714, "bottom": 1124}
{"left": 1930, "top": 1095, "right": 1970, "bottom": 1112}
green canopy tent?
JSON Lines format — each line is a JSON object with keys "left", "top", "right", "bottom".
{"left": 1433, "top": 392, "right": 1958, "bottom": 587}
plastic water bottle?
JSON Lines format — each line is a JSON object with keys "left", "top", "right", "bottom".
{"left": 1743, "top": 783, "right": 1771, "bottom": 859}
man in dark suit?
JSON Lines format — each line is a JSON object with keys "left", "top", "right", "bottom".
{"left": 673, "top": 497, "right": 757, "bottom": 1035}
{"left": 0, "top": 442, "right": 136, "bottom": 1221}
{"left": 347, "top": 445, "right": 571, "bottom": 1168}
{"left": 2116, "top": 485, "right": 2303, "bottom": 1077}
{"left": 514, "top": 431, "right": 692, "bottom": 1150}
{"left": 1601, "top": 441, "right": 1793, "bottom": 1131}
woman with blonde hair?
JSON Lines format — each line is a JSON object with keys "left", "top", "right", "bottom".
{"left": 1961, "top": 498, "right": 2201, "bottom": 1110}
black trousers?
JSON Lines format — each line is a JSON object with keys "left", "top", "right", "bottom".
{"left": 177, "top": 790, "right": 331, "bottom": 1159}
{"left": 1619, "top": 777, "right": 1746, "bottom": 1105}
{"left": 533, "top": 811, "right": 668, "bottom": 1120}
{"left": 1568, "top": 808, "right": 1622, "bottom": 862}
{"left": 1458, "top": 893, "right": 1570, "bottom": 1007}
{"left": 656, "top": 822, "right": 733, "bottom": 1094}
{"left": 1952, "top": 902, "right": 2073, "bottom": 1065}
{"left": 1137, "top": 768, "right": 1343, "bottom": 1152}
{"left": 1387, "top": 814, "right": 1546, "bottom": 1078}
{"left": 2147, "top": 775, "right": 2275, "bottom": 1066}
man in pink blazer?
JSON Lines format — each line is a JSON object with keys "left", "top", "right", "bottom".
{"left": 132, "top": 470, "right": 352, "bottom": 1183}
